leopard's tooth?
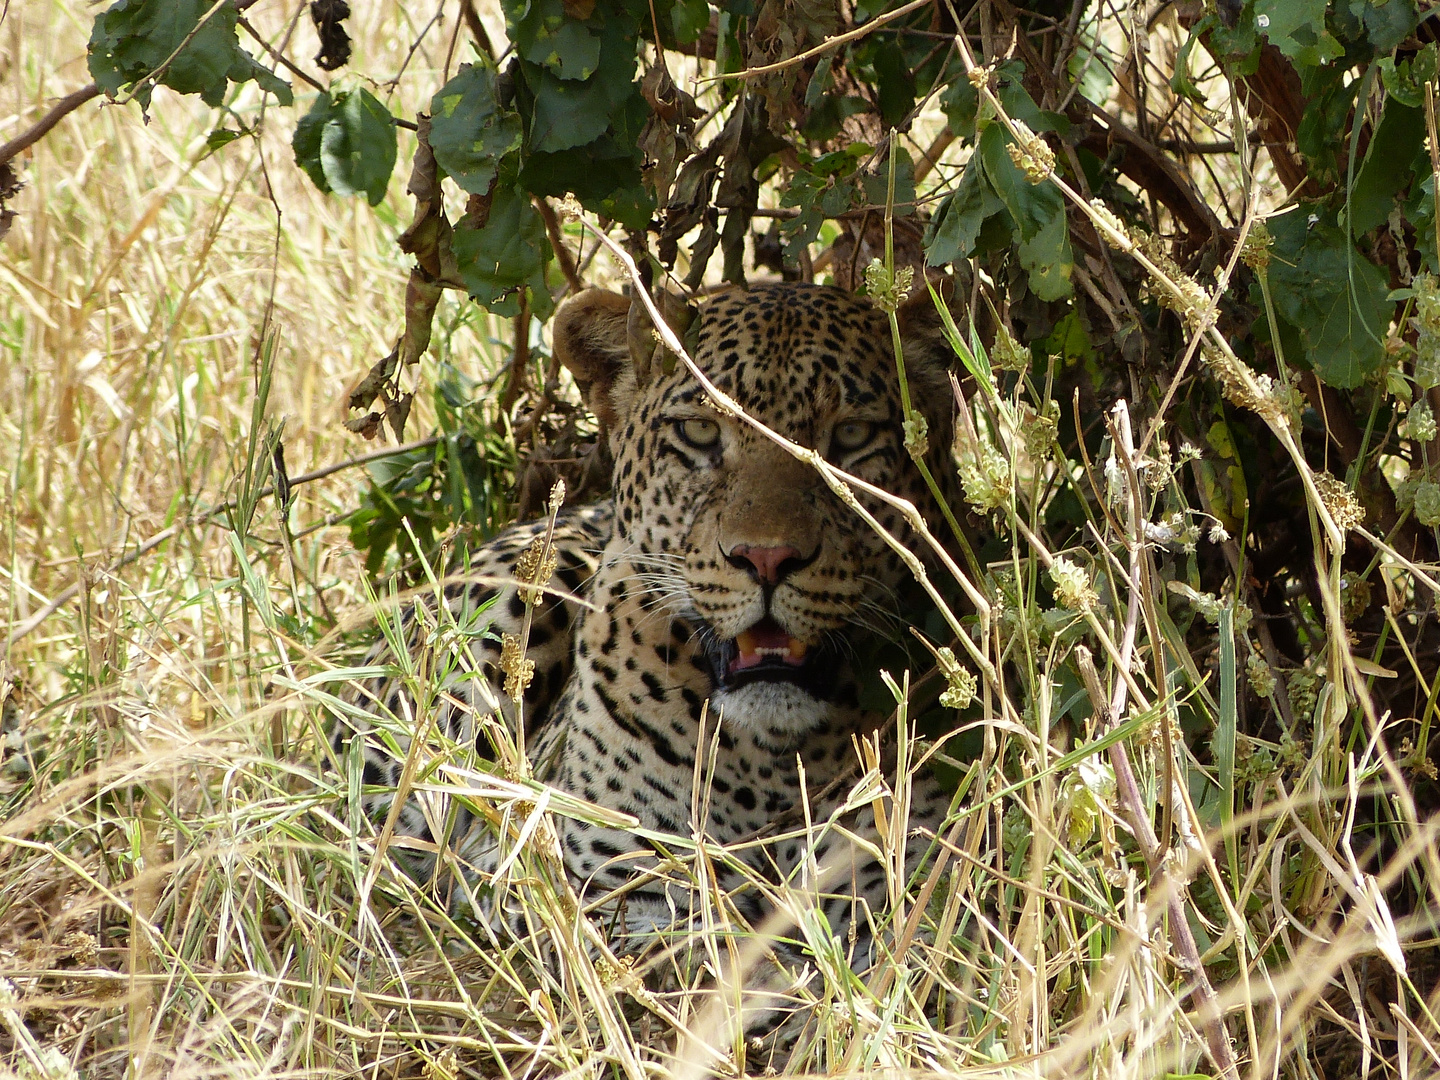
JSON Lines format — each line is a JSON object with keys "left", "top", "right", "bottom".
{"left": 735, "top": 629, "right": 758, "bottom": 655}
{"left": 788, "top": 638, "right": 808, "bottom": 660}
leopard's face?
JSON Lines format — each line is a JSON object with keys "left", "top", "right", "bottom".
{"left": 555, "top": 282, "right": 957, "bottom": 733}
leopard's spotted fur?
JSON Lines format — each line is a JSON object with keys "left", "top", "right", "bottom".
{"left": 331, "top": 281, "right": 964, "bottom": 963}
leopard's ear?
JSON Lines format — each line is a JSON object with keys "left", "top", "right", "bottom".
{"left": 552, "top": 289, "right": 636, "bottom": 429}
{"left": 553, "top": 287, "right": 697, "bottom": 428}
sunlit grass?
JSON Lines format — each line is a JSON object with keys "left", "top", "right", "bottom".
{"left": 3, "top": 2, "right": 1438, "bottom": 1079}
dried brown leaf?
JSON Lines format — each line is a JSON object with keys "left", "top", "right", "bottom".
{"left": 344, "top": 411, "right": 383, "bottom": 439}
{"left": 349, "top": 346, "right": 399, "bottom": 411}
{"left": 386, "top": 392, "right": 413, "bottom": 442}
{"left": 400, "top": 270, "right": 441, "bottom": 367}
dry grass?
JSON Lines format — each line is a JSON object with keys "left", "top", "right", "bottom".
{"left": 3, "top": 3, "right": 1440, "bottom": 1079}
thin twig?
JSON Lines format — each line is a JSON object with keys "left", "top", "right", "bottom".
{"left": 0, "top": 84, "right": 101, "bottom": 166}
{"left": 237, "top": 15, "right": 326, "bottom": 92}
{"left": 536, "top": 198, "right": 583, "bottom": 295}
{"left": 700, "top": 0, "right": 933, "bottom": 82}
{"left": 5, "top": 437, "right": 440, "bottom": 649}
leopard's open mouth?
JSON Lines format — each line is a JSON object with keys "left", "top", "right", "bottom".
{"left": 704, "top": 617, "right": 837, "bottom": 695}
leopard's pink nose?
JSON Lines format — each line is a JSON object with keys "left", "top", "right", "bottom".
{"left": 727, "top": 544, "right": 804, "bottom": 585}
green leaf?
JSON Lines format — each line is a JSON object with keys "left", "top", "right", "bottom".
{"left": 523, "top": 65, "right": 612, "bottom": 152}
{"left": 1407, "top": 173, "right": 1439, "bottom": 272}
{"left": 1268, "top": 207, "right": 1392, "bottom": 388}
{"left": 1040, "top": 307, "right": 1094, "bottom": 365}
{"left": 1377, "top": 43, "right": 1437, "bottom": 108}
{"left": 505, "top": 0, "right": 641, "bottom": 154}
{"left": 670, "top": 0, "right": 711, "bottom": 46}
{"left": 804, "top": 55, "right": 833, "bottom": 107}
{"left": 318, "top": 88, "right": 398, "bottom": 205}
{"left": 1296, "top": 65, "right": 1358, "bottom": 185}
{"left": 516, "top": 8, "right": 642, "bottom": 154}
{"left": 1170, "top": 27, "right": 1207, "bottom": 104}
{"left": 206, "top": 127, "right": 243, "bottom": 151}
{"left": 1208, "top": 11, "right": 1261, "bottom": 71}
{"left": 866, "top": 38, "right": 916, "bottom": 129}
{"left": 236, "top": 51, "right": 292, "bottom": 106}
{"left": 293, "top": 91, "right": 336, "bottom": 194}
{"left": 861, "top": 147, "right": 915, "bottom": 211}
{"left": 979, "top": 124, "right": 1072, "bottom": 300}
{"left": 507, "top": 0, "right": 602, "bottom": 80}
{"left": 801, "top": 93, "right": 869, "bottom": 143}
{"left": 1348, "top": 100, "right": 1424, "bottom": 236}
{"left": 88, "top": 0, "right": 291, "bottom": 110}
{"left": 1254, "top": 0, "right": 1344, "bottom": 66}
{"left": 996, "top": 70, "right": 1068, "bottom": 136}
{"left": 778, "top": 147, "right": 866, "bottom": 258}
{"left": 939, "top": 74, "right": 979, "bottom": 139}
{"left": 452, "top": 183, "right": 551, "bottom": 317}
{"left": 924, "top": 156, "right": 1004, "bottom": 265}
{"left": 521, "top": 124, "right": 654, "bottom": 231}
{"left": 430, "top": 60, "right": 524, "bottom": 195}
{"left": 1357, "top": 0, "right": 1418, "bottom": 54}
{"left": 293, "top": 89, "right": 397, "bottom": 204}
{"left": 1017, "top": 210, "right": 1073, "bottom": 302}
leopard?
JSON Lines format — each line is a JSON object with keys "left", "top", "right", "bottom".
{"left": 329, "top": 280, "right": 970, "bottom": 992}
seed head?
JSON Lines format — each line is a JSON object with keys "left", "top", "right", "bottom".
{"left": 991, "top": 323, "right": 1030, "bottom": 373}
{"left": 1050, "top": 556, "right": 1098, "bottom": 612}
{"left": 958, "top": 442, "right": 1011, "bottom": 512}
{"left": 515, "top": 534, "right": 560, "bottom": 606}
{"left": 500, "top": 634, "right": 535, "bottom": 700}
{"left": 1313, "top": 472, "right": 1365, "bottom": 532}
{"left": 1402, "top": 400, "right": 1437, "bottom": 443}
{"left": 1005, "top": 122, "right": 1055, "bottom": 183}
{"left": 1240, "top": 221, "right": 1272, "bottom": 272}
{"left": 935, "top": 646, "right": 976, "bottom": 710}
{"left": 1415, "top": 479, "right": 1440, "bottom": 527}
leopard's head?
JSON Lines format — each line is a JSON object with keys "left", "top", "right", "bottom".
{"left": 555, "top": 282, "right": 960, "bottom": 733}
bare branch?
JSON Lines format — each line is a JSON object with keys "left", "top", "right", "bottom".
{"left": 0, "top": 83, "right": 101, "bottom": 167}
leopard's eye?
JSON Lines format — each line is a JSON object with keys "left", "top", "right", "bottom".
{"left": 831, "top": 420, "right": 875, "bottom": 453}
{"left": 677, "top": 418, "right": 721, "bottom": 449}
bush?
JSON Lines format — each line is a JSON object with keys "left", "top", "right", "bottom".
{"left": 1, "top": 0, "right": 1437, "bottom": 1076}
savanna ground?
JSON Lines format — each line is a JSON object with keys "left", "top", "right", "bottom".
{"left": 3, "top": 1, "right": 1440, "bottom": 1078}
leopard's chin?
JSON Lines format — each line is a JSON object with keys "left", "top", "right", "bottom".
{"left": 708, "top": 682, "right": 833, "bottom": 736}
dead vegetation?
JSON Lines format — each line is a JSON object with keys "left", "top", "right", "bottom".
{"left": 2, "top": 1, "right": 1439, "bottom": 1078}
